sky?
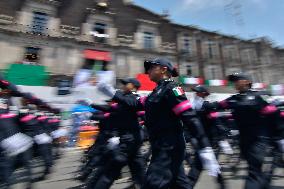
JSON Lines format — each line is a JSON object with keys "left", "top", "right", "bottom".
{"left": 133, "top": 0, "right": 284, "bottom": 47}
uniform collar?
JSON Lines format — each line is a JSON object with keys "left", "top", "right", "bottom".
{"left": 123, "top": 91, "right": 138, "bottom": 96}
{"left": 157, "top": 78, "right": 174, "bottom": 86}
{"left": 239, "top": 89, "right": 252, "bottom": 95}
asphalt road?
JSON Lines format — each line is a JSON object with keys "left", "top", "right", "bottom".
{"left": 12, "top": 148, "right": 284, "bottom": 189}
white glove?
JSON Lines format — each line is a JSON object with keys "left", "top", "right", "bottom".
{"left": 97, "top": 82, "right": 116, "bottom": 98}
{"left": 199, "top": 147, "right": 221, "bottom": 177}
{"left": 218, "top": 140, "right": 234, "bottom": 155}
{"left": 85, "top": 98, "right": 93, "bottom": 106}
{"left": 85, "top": 112, "right": 93, "bottom": 118}
{"left": 230, "top": 130, "right": 239, "bottom": 136}
{"left": 1, "top": 133, "right": 34, "bottom": 157}
{"left": 107, "top": 137, "right": 120, "bottom": 150}
{"left": 34, "top": 133, "right": 53, "bottom": 145}
{"left": 51, "top": 128, "right": 68, "bottom": 139}
{"left": 277, "top": 139, "right": 284, "bottom": 152}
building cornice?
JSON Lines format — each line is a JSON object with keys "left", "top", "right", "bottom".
{"left": 28, "top": 0, "right": 61, "bottom": 7}
{"left": 137, "top": 19, "right": 160, "bottom": 26}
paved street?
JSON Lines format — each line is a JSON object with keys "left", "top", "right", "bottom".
{"left": 13, "top": 148, "right": 284, "bottom": 189}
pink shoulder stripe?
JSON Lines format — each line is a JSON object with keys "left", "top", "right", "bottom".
{"left": 137, "top": 111, "right": 145, "bottom": 116}
{"left": 261, "top": 105, "right": 277, "bottom": 114}
{"left": 172, "top": 100, "right": 192, "bottom": 115}
{"left": 0, "top": 80, "right": 10, "bottom": 86}
{"left": 20, "top": 115, "right": 36, "bottom": 122}
{"left": 208, "top": 112, "right": 219, "bottom": 119}
{"left": 111, "top": 103, "right": 118, "bottom": 109}
{"left": 139, "top": 96, "right": 147, "bottom": 106}
{"left": 48, "top": 119, "right": 60, "bottom": 123}
{"left": 38, "top": 116, "right": 48, "bottom": 121}
{"left": 0, "top": 113, "right": 16, "bottom": 119}
{"left": 104, "top": 113, "right": 111, "bottom": 118}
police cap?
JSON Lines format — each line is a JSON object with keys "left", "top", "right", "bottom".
{"left": 192, "top": 85, "right": 210, "bottom": 95}
{"left": 227, "top": 72, "right": 251, "bottom": 82}
{"left": 144, "top": 58, "right": 179, "bottom": 77}
{"left": 120, "top": 78, "right": 141, "bottom": 89}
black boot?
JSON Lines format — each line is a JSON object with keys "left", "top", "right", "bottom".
{"left": 75, "top": 168, "right": 93, "bottom": 182}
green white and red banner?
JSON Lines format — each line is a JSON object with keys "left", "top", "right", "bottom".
{"left": 205, "top": 79, "right": 228, "bottom": 86}
{"left": 180, "top": 76, "right": 267, "bottom": 88}
{"left": 252, "top": 83, "right": 266, "bottom": 89}
{"left": 136, "top": 74, "right": 284, "bottom": 95}
{"left": 180, "top": 77, "right": 204, "bottom": 85}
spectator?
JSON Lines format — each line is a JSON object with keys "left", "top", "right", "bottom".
{"left": 68, "top": 100, "right": 97, "bottom": 147}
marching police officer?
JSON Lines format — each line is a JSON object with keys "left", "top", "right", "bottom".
{"left": 75, "top": 103, "right": 114, "bottom": 182}
{"left": 86, "top": 78, "right": 145, "bottom": 189}
{"left": 0, "top": 80, "right": 34, "bottom": 189}
{"left": 19, "top": 98, "right": 53, "bottom": 181}
{"left": 191, "top": 85, "right": 230, "bottom": 149}
{"left": 0, "top": 95, "right": 33, "bottom": 189}
{"left": 0, "top": 76, "right": 57, "bottom": 188}
{"left": 213, "top": 72, "right": 284, "bottom": 189}
{"left": 98, "top": 58, "right": 220, "bottom": 189}
{"left": 188, "top": 85, "right": 230, "bottom": 189}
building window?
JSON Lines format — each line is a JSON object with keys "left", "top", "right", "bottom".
{"left": 208, "top": 41, "right": 214, "bottom": 58}
{"left": 82, "top": 59, "right": 108, "bottom": 72}
{"left": 209, "top": 67, "right": 217, "bottom": 79}
{"left": 31, "top": 12, "right": 48, "bottom": 34}
{"left": 144, "top": 32, "right": 154, "bottom": 49}
{"left": 243, "top": 50, "right": 253, "bottom": 64}
{"left": 23, "top": 47, "right": 41, "bottom": 65}
{"left": 91, "top": 22, "right": 108, "bottom": 43}
{"left": 247, "top": 52, "right": 252, "bottom": 64}
{"left": 183, "top": 34, "right": 191, "bottom": 54}
{"left": 228, "top": 50, "right": 233, "bottom": 60}
{"left": 227, "top": 48, "right": 235, "bottom": 60}
{"left": 116, "top": 54, "right": 128, "bottom": 78}
{"left": 186, "top": 65, "right": 192, "bottom": 76}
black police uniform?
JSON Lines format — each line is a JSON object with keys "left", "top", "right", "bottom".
{"left": 18, "top": 108, "right": 54, "bottom": 180}
{"left": 0, "top": 80, "right": 27, "bottom": 187}
{"left": 48, "top": 114, "right": 62, "bottom": 158}
{"left": 18, "top": 108, "right": 40, "bottom": 137}
{"left": 262, "top": 99, "right": 284, "bottom": 187}
{"left": 187, "top": 99, "right": 227, "bottom": 189}
{"left": 0, "top": 78, "right": 55, "bottom": 188}
{"left": 37, "top": 113, "right": 54, "bottom": 158}
{"left": 215, "top": 89, "right": 284, "bottom": 189}
{"left": 113, "top": 79, "right": 210, "bottom": 189}
{"left": 0, "top": 96, "right": 34, "bottom": 188}
{"left": 86, "top": 91, "right": 145, "bottom": 189}
{"left": 76, "top": 110, "right": 113, "bottom": 182}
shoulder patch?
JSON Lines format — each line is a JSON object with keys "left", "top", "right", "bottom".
{"left": 260, "top": 95, "right": 271, "bottom": 103}
{"left": 172, "top": 87, "right": 185, "bottom": 96}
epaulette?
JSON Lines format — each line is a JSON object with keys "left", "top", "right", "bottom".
{"left": 19, "top": 109, "right": 29, "bottom": 114}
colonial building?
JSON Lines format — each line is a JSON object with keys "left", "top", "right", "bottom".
{"left": 0, "top": 0, "right": 283, "bottom": 87}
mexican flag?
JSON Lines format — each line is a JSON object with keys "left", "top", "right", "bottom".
{"left": 205, "top": 80, "right": 228, "bottom": 86}
{"left": 180, "top": 77, "right": 204, "bottom": 85}
{"left": 172, "top": 87, "right": 185, "bottom": 96}
{"left": 252, "top": 83, "right": 266, "bottom": 89}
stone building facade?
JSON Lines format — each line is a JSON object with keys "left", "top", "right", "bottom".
{"left": 0, "top": 0, "right": 283, "bottom": 85}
